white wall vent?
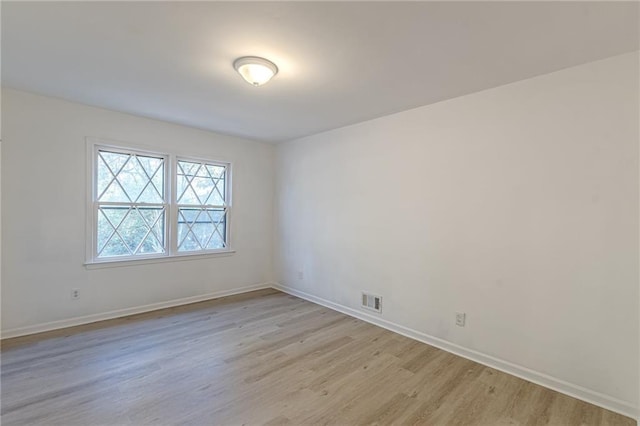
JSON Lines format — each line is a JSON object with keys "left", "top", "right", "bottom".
{"left": 361, "top": 292, "right": 382, "bottom": 313}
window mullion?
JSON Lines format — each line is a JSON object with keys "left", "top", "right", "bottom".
{"left": 168, "top": 155, "right": 176, "bottom": 256}
{"left": 93, "top": 201, "right": 99, "bottom": 260}
{"left": 98, "top": 201, "right": 165, "bottom": 207}
{"left": 176, "top": 204, "right": 227, "bottom": 209}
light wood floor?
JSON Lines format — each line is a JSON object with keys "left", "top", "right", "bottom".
{"left": 1, "top": 289, "right": 635, "bottom": 426}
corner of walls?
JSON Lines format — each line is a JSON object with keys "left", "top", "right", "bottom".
{"left": 272, "top": 53, "right": 640, "bottom": 420}
{"left": 271, "top": 282, "right": 639, "bottom": 420}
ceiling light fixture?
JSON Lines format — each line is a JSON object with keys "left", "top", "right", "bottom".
{"left": 233, "top": 56, "right": 278, "bottom": 87}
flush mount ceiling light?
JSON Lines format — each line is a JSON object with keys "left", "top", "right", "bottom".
{"left": 233, "top": 56, "right": 278, "bottom": 87}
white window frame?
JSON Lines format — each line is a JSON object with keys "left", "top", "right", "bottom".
{"left": 90, "top": 143, "right": 170, "bottom": 261}
{"left": 173, "top": 156, "right": 232, "bottom": 255}
{"left": 85, "top": 138, "right": 234, "bottom": 267}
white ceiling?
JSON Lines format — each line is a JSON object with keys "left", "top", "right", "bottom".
{"left": 2, "top": 2, "right": 638, "bottom": 143}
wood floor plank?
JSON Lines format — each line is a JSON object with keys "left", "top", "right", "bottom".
{"left": 1, "top": 289, "right": 635, "bottom": 426}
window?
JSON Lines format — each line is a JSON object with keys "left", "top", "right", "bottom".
{"left": 95, "top": 148, "right": 167, "bottom": 258}
{"left": 88, "top": 140, "right": 231, "bottom": 263}
{"left": 176, "top": 160, "right": 228, "bottom": 252}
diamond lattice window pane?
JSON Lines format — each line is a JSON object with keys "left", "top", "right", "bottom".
{"left": 118, "top": 158, "right": 152, "bottom": 203}
{"left": 179, "top": 231, "right": 201, "bottom": 252}
{"left": 177, "top": 207, "right": 226, "bottom": 252}
{"left": 205, "top": 178, "right": 225, "bottom": 205}
{"left": 97, "top": 154, "right": 118, "bottom": 200}
{"left": 206, "top": 164, "right": 225, "bottom": 179}
{"left": 100, "top": 233, "right": 130, "bottom": 257}
{"left": 94, "top": 148, "right": 229, "bottom": 259}
{"left": 97, "top": 207, "right": 130, "bottom": 256}
{"left": 97, "top": 206, "right": 165, "bottom": 258}
{"left": 98, "top": 168, "right": 129, "bottom": 203}
{"left": 136, "top": 208, "right": 165, "bottom": 254}
{"left": 176, "top": 161, "right": 199, "bottom": 204}
{"left": 98, "top": 152, "right": 131, "bottom": 202}
{"left": 136, "top": 156, "right": 164, "bottom": 203}
{"left": 97, "top": 151, "right": 164, "bottom": 203}
{"left": 177, "top": 160, "right": 226, "bottom": 206}
{"left": 206, "top": 209, "right": 227, "bottom": 249}
{"left": 177, "top": 208, "right": 201, "bottom": 251}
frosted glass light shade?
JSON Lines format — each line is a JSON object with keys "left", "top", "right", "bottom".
{"left": 233, "top": 57, "right": 278, "bottom": 86}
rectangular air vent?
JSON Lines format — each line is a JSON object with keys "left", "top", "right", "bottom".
{"left": 361, "top": 292, "right": 382, "bottom": 313}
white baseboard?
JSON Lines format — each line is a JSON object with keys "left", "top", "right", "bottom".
{"left": 2, "top": 281, "right": 637, "bottom": 421}
{"left": 272, "top": 283, "right": 639, "bottom": 422}
{"left": 1, "top": 283, "right": 272, "bottom": 339}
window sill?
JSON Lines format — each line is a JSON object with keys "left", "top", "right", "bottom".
{"left": 84, "top": 250, "right": 236, "bottom": 269}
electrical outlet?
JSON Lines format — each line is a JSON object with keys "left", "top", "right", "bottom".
{"left": 455, "top": 312, "right": 466, "bottom": 327}
{"left": 71, "top": 289, "right": 80, "bottom": 300}
{"left": 297, "top": 271, "right": 304, "bottom": 280}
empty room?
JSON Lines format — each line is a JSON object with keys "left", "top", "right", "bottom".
{"left": 1, "top": 1, "right": 639, "bottom": 425}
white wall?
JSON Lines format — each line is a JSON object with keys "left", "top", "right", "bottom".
{"left": 2, "top": 52, "right": 638, "bottom": 418}
{"left": 1, "top": 88, "right": 274, "bottom": 333}
{"left": 275, "top": 52, "right": 639, "bottom": 413}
